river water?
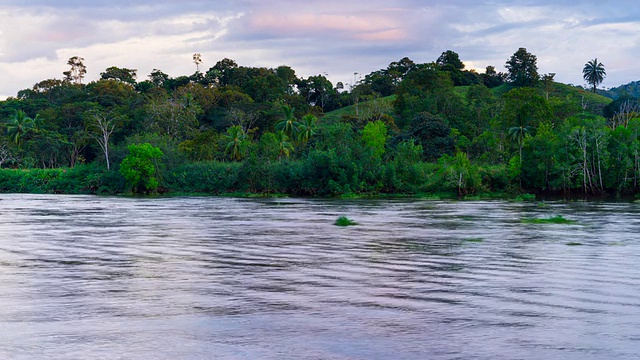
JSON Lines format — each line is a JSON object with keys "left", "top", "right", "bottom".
{"left": 0, "top": 194, "right": 638, "bottom": 359}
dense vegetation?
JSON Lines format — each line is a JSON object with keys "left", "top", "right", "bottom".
{"left": 1, "top": 48, "right": 639, "bottom": 198}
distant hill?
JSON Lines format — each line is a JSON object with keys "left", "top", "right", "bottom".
{"left": 325, "top": 82, "right": 613, "bottom": 123}
{"left": 600, "top": 81, "right": 640, "bottom": 99}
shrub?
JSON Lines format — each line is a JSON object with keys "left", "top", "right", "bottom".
{"left": 120, "top": 143, "right": 164, "bottom": 194}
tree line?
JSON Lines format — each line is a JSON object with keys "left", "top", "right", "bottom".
{"left": 0, "top": 47, "right": 636, "bottom": 197}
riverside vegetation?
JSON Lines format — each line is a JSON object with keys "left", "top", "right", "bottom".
{"left": 0, "top": 49, "right": 638, "bottom": 197}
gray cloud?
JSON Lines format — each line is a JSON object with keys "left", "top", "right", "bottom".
{"left": 0, "top": 0, "right": 639, "bottom": 98}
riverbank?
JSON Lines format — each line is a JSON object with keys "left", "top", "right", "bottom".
{"left": 0, "top": 164, "right": 637, "bottom": 202}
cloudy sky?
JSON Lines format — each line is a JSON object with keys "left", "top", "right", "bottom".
{"left": 0, "top": 0, "right": 638, "bottom": 99}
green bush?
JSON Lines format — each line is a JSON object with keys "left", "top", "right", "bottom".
{"left": 120, "top": 143, "right": 164, "bottom": 194}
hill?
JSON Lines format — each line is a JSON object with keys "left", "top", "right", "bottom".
{"left": 600, "top": 81, "right": 640, "bottom": 100}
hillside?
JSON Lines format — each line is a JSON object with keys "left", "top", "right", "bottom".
{"left": 321, "top": 95, "right": 396, "bottom": 124}
{"left": 600, "top": 81, "right": 640, "bottom": 99}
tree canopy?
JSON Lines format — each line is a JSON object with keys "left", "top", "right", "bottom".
{"left": 505, "top": 48, "right": 539, "bottom": 87}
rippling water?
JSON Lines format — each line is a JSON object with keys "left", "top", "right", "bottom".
{"left": 0, "top": 194, "right": 639, "bottom": 359}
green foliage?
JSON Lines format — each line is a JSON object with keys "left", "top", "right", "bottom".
{"left": 393, "top": 65, "right": 461, "bottom": 126}
{"left": 0, "top": 53, "right": 637, "bottom": 198}
{"left": 0, "top": 164, "right": 125, "bottom": 194}
{"left": 6, "top": 110, "right": 35, "bottom": 146}
{"left": 164, "top": 162, "right": 242, "bottom": 194}
{"left": 361, "top": 120, "right": 388, "bottom": 159}
{"left": 275, "top": 105, "right": 299, "bottom": 138}
{"left": 223, "top": 125, "right": 248, "bottom": 161}
{"left": 505, "top": 48, "right": 539, "bottom": 87}
{"left": 435, "top": 152, "right": 482, "bottom": 194}
{"left": 405, "top": 112, "right": 454, "bottom": 161}
{"left": 119, "top": 143, "right": 164, "bottom": 194}
{"left": 513, "top": 193, "right": 536, "bottom": 201}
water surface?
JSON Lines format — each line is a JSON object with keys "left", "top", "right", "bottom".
{"left": 0, "top": 195, "right": 638, "bottom": 359}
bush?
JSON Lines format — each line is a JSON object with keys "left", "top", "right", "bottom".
{"left": 120, "top": 143, "right": 164, "bottom": 194}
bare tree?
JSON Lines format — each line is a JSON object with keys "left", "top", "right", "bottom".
{"left": 86, "top": 110, "right": 119, "bottom": 171}
{"left": 0, "top": 142, "right": 17, "bottom": 168}
{"left": 226, "top": 108, "right": 260, "bottom": 133}
{"left": 612, "top": 99, "right": 640, "bottom": 128}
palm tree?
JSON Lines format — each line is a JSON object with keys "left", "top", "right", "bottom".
{"left": 583, "top": 58, "right": 606, "bottom": 93}
{"left": 6, "top": 110, "right": 35, "bottom": 146}
{"left": 508, "top": 106, "right": 534, "bottom": 163}
{"left": 297, "top": 114, "right": 318, "bottom": 145}
{"left": 275, "top": 105, "right": 299, "bottom": 138}
{"left": 224, "top": 125, "right": 247, "bottom": 161}
{"left": 508, "top": 124, "right": 531, "bottom": 163}
{"left": 275, "top": 131, "right": 294, "bottom": 160}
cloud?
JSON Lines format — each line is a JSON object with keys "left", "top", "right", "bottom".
{"left": 1, "top": 0, "right": 640, "bottom": 98}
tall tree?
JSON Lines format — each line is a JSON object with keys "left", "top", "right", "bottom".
{"left": 505, "top": 48, "right": 538, "bottom": 87}
{"left": 86, "top": 110, "right": 119, "bottom": 171}
{"left": 63, "top": 56, "right": 87, "bottom": 85}
{"left": 583, "top": 58, "right": 606, "bottom": 93}
{"left": 193, "top": 53, "right": 202, "bottom": 73}
{"left": 436, "top": 50, "right": 464, "bottom": 71}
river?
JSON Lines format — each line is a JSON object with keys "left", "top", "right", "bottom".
{"left": 0, "top": 194, "right": 638, "bottom": 359}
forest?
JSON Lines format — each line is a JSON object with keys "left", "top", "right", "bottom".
{"left": 0, "top": 48, "right": 637, "bottom": 198}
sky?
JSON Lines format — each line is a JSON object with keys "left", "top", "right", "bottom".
{"left": 0, "top": 0, "right": 639, "bottom": 99}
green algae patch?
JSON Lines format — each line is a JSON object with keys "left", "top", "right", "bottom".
{"left": 335, "top": 216, "right": 358, "bottom": 226}
{"left": 566, "top": 242, "right": 583, "bottom": 246}
{"left": 522, "top": 215, "right": 578, "bottom": 225}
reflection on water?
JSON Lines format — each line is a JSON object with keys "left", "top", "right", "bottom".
{"left": 0, "top": 195, "right": 639, "bottom": 359}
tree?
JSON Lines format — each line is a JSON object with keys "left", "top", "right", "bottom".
{"left": 275, "top": 130, "right": 294, "bottom": 160}
{"left": 405, "top": 112, "right": 455, "bottom": 161}
{"left": 85, "top": 110, "right": 119, "bottom": 171}
{"left": 505, "top": 48, "right": 538, "bottom": 87}
{"left": 297, "top": 114, "right": 318, "bottom": 145}
{"left": 208, "top": 58, "right": 238, "bottom": 86}
{"left": 361, "top": 120, "right": 388, "bottom": 159}
{"left": 482, "top": 65, "right": 506, "bottom": 88}
{"left": 583, "top": 58, "right": 606, "bottom": 93}
{"left": 193, "top": 53, "right": 202, "bottom": 73}
{"left": 436, "top": 50, "right": 464, "bottom": 71}
{"left": 541, "top": 73, "right": 555, "bottom": 100}
{"left": 224, "top": 125, "right": 248, "bottom": 161}
{"left": 63, "top": 56, "right": 87, "bottom": 85}
{"left": 100, "top": 66, "right": 137, "bottom": 85}
{"left": 149, "top": 69, "right": 170, "bottom": 87}
{"left": 120, "top": 143, "right": 164, "bottom": 194}
{"left": 6, "top": 110, "right": 35, "bottom": 146}
{"left": 144, "top": 94, "right": 201, "bottom": 139}
{"left": 275, "top": 105, "right": 299, "bottom": 138}
{"left": 508, "top": 122, "right": 531, "bottom": 163}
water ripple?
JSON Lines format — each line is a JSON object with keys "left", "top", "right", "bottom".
{"left": 0, "top": 195, "right": 638, "bottom": 359}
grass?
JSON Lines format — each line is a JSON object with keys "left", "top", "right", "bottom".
{"left": 522, "top": 215, "right": 578, "bottom": 224}
{"left": 334, "top": 216, "right": 358, "bottom": 226}
{"left": 321, "top": 95, "right": 396, "bottom": 124}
